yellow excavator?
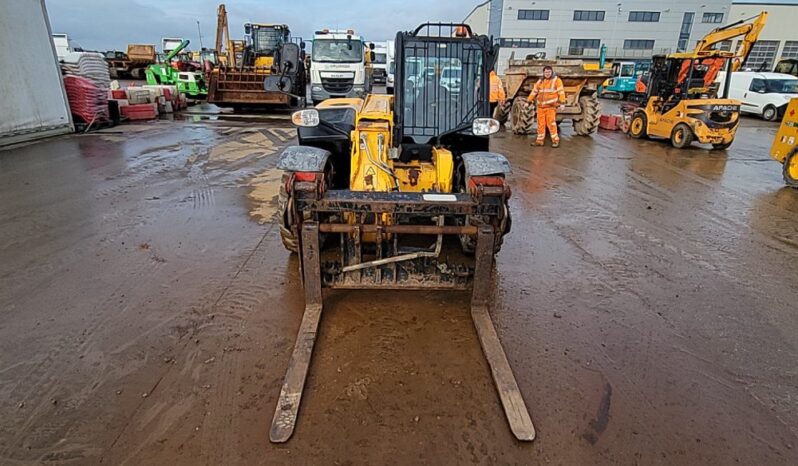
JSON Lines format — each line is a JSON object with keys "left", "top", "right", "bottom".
{"left": 629, "top": 12, "right": 768, "bottom": 149}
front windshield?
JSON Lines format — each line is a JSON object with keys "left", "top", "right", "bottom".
{"left": 312, "top": 39, "right": 364, "bottom": 63}
{"left": 774, "top": 61, "right": 798, "bottom": 76}
{"left": 442, "top": 68, "right": 461, "bottom": 79}
{"left": 406, "top": 60, "right": 420, "bottom": 77}
{"left": 401, "top": 40, "right": 485, "bottom": 143}
{"left": 374, "top": 53, "right": 387, "bottom": 64}
{"left": 620, "top": 64, "right": 635, "bottom": 77}
{"left": 253, "top": 28, "right": 283, "bottom": 55}
{"left": 766, "top": 79, "right": 798, "bottom": 94}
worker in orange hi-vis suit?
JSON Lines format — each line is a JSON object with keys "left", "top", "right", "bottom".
{"left": 527, "top": 65, "right": 566, "bottom": 147}
{"left": 489, "top": 70, "right": 506, "bottom": 118}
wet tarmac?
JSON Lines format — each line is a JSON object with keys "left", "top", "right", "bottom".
{"left": 1, "top": 106, "right": 797, "bottom": 465}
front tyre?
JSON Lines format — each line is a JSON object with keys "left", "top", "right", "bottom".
{"left": 783, "top": 148, "right": 798, "bottom": 188}
{"left": 629, "top": 112, "right": 647, "bottom": 139}
{"left": 277, "top": 174, "right": 299, "bottom": 253}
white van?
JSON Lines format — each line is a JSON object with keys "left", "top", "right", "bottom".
{"left": 716, "top": 71, "right": 798, "bottom": 121}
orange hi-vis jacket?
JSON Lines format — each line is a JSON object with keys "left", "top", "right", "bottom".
{"left": 528, "top": 76, "right": 565, "bottom": 108}
{"left": 489, "top": 72, "right": 506, "bottom": 103}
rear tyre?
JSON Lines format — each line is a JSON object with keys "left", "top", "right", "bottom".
{"left": 573, "top": 94, "right": 600, "bottom": 136}
{"left": 629, "top": 112, "right": 647, "bottom": 139}
{"left": 510, "top": 98, "right": 535, "bottom": 135}
{"left": 783, "top": 148, "right": 798, "bottom": 188}
{"left": 763, "top": 105, "right": 779, "bottom": 122}
{"left": 671, "top": 123, "right": 694, "bottom": 149}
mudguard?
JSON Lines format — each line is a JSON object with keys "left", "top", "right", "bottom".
{"left": 462, "top": 152, "right": 512, "bottom": 177}
{"left": 277, "top": 146, "right": 331, "bottom": 172}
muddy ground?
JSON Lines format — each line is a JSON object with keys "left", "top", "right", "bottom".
{"left": 1, "top": 107, "right": 797, "bottom": 465}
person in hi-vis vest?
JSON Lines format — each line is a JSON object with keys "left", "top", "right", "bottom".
{"left": 527, "top": 65, "right": 566, "bottom": 148}
{"left": 489, "top": 70, "right": 506, "bottom": 118}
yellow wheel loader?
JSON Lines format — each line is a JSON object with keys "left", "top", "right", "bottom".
{"left": 208, "top": 4, "right": 307, "bottom": 107}
{"left": 629, "top": 12, "right": 767, "bottom": 149}
{"left": 270, "top": 23, "right": 533, "bottom": 443}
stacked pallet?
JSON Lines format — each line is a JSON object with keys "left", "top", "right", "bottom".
{"left": 61, "top": 52, "right": 111, "bottom": 89}
{"left": 61, "top": 52, "right": 111, "bottom": 125}
{"left": 63, "top": 76, "right": 109, "bottom": 124}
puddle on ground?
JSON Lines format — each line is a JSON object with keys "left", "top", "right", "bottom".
{"left": 247, "top": 168, "right": 283, "bottom": 223}
{"left": 208, "top": 136, "right": 275, "bottom": 164}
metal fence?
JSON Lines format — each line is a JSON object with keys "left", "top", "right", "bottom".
{"left": 556, "top": 46, "right": 672, "bottom": 59}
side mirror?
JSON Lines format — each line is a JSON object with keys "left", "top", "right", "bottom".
{"left": 300, "top": 41, "right": 306, "bottom": 50}
{"left": 369, "top": 42, "right": 375, "bottom": 50}
{"left": 291, "top": 109, "right": 320, "bottom": 127}
{"left": 244, "top": 23, "right": 252, "bottom": 35}
{"left": 264, "top": 75, "right": 293, "bottom": 93}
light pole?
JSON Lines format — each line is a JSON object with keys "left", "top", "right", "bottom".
{"left": 197, "top": 20, "right": 204, "bottom": 49}
{"left": 609, "top": 3, "right": 622, "bottom": 59}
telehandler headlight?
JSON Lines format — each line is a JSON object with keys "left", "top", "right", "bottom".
{"left": 292, "top": 109, "right": 320, "bottom": 127}
{"left": 472, "top": 118, "right": 500, "bottom": 136}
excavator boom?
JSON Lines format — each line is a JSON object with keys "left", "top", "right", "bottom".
{"left": 694, "top": 12, "right": 768, "bottom": 70}
{"left": 671, "top": 11, "right": 768, "bottom": 88}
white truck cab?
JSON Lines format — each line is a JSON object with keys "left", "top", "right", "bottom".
{"left": 310, "top": 29, "right": 373, "bottom": 105}
{"left": 717, "top": 71, "right": 798, "bottom": 121}
{"left": 386, "top": 40, "right": 396, "bottom": 94}
{"left": 51, "top": 34, "right": 81, "bottom": 60}
{"left": 372, "top": 43, "right": 388, "bottom": 84}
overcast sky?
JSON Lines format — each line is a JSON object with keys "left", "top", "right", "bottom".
{"left": 45, "top": 0, "right": 479, "bottom": 51}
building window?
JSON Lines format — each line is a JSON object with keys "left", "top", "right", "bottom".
{"left": 623, "top": 40, "right": 655, "bottom": 50}
{"left": 745, "top": 40, "right": 780, "bottom": 71}
{"left": 678, "top": 12, "right": 694, "bottom": 52}
{"left": 628, "top": 11, "right": 660, "bottom": 22}
{"left": 574, "top": 10, "right": 605, "bottom": 21}
{"left": 712, "top": 40, "right": 732, "bottom": 51}
{"left": 568, "top": 39, "right": 600, "bottom": 55}
{"left": 499, "top": 38, "right": 546, "bottom": 48}
{"left": 782, "top": 41, "right": 798, "bottom": 59}
{"left": 518, "top": 9, "right": 549, "bottom": 20}
{"left": 702, "top": 12, "right": 724, "bottom": 23}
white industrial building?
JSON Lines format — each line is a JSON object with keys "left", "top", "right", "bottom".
{"left": 465, "top": 0, "right": 735, "bottom": 72}
{"left": 729, "top": 1, "right": 798, "bottom": 70}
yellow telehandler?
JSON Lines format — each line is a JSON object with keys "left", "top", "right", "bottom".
{"left": 270, "top": 23, "right": 533, "bottom": 443}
